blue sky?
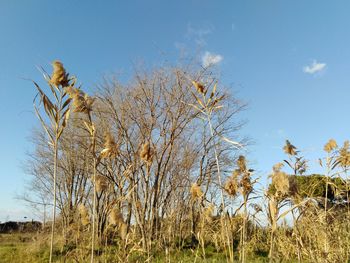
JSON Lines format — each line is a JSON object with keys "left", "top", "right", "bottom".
{"left": 1, "top": 0, "right": 350, "bottom": 221}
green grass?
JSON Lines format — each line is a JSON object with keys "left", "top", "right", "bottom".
{"left": 0, "top": 233, "right": 51, "bottom": 263}
{"left": 0, "top": 233, "right": 299, "bottom": 263}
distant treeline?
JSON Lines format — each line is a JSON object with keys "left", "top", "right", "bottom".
{"left": 0, "top": 221, "right": 42, "bottom": 233}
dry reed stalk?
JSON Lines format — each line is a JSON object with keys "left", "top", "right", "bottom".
{"left": 119, "top": 222, "right": 128, "bottom": 240}
{"left": 337, "top": 141, "right": 350, "bottom": 262}
{"left": 66, "top": 85, "right": 97, "bottom": 263}
{"left": 268, "top": 163, "right": 288, "bottom": 263}
{"left": 33, "top": 60, "right": 73, "bottom": 263}
{"left": 323, "top": 139, "right": 338, "bottom": 258}
{"left": 188, "top": 80, "right": 237, "bottom": 262}
{"left": 230, "top": 155, "right": 254, "bottom": 263}
{"left": 281, "top": 140, "right": 304, "bottom": 262}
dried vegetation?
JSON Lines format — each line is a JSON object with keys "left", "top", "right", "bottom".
{"left": 18, "top": 60, "right": 350, "bottom": 263}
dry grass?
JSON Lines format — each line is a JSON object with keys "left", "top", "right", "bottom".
{"left": 26, "top": 61, "right": 350, "bottom": 263}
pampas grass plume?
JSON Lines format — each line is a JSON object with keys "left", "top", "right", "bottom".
{"left": 50, "top": 60, "right": 68, "bottom": 87}
{"left": 324, "top": 139, "right": 338, "bottom": 153}
{"left": 283, "top": 140, "right": 297, "bottom": 156}
{"left": 109, "top": 208, "right": 124, "bottom": 226}
{"left": 272, "top": 164, "right": 289, "bottom": 196}
{"left": 140, "top": 142, "right": 154, "bottom": 164}
{"left": 192, "top": 80, "right": 205, "bottom": 94}
{"left": 100, "top": 131, "right": 118, "bottom": 159}
{"left": 190, "top": 183, "right": 203, "bottom": 199}
{"left": 95, "top": 175, "right": 108, "bottom": 192}
{"left": 224, "top": 176, "right": 238, "bottom": 197}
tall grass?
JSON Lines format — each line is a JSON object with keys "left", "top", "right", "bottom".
{"left": 33, "top": 61, "right": 73, "bottom": 262}
{"left": 26, "top": 61, "right": 350, "bottom": 263}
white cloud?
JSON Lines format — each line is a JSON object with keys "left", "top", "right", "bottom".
{"left": 202, "top": 51, "right": 223, "bottom": 67}
{"left": 303, "top": 60, "right": 327, "bottom": 74}
{"left": 186, "top": 23, "right": 213, "bottom": 46}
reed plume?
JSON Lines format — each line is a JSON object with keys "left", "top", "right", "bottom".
{"left": 140, "top": 142, "right": 154, "bottom": 164}
{"left": 192, "top": 80, "right": 206, "bottom": 95}
{"left": 50, "top": 60, "right": 69, "bottom": 87}
{"left": 100, "top": 131, "right": 118, "bottom": 159}
{"left": 224, "top": 174, "right": 238, "bottom": 197}
{"left": 190, "top": 183, "right": 203, "bottom": 200}
{"left": 271, "top": 163, "right": 289, "bottom": 196}
{"left": 95, "top": 175, "right": 108, "bottom": 192}
{"left": 109, "top": 208, "right": 124, "bottom": 226}
{"left": 65, "top": 86, "right": 94, "bottom": 114}
{"left": 283, "top": 140, "right": 297, "bottom": 156}
{"left": 324, "top": 139, "right": 338, "bottom": 153}
{"left": 338, "top": 141, "right": 350, "bottom": 168}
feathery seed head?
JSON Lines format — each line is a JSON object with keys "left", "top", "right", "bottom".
{"left": 190, "top": 183, "right": 203, "bottom": 200}
{"left": 95, "top": 175, "right": 108, "bottom": 192}
{"left": 109, "top": 208, "right": 124, "bottom": 226}
{"left": 237, "top": 155, "right": 247, "bottom": 172}
{"left": 100, "top": 131, "right": 119, "bottom": 159}
{"left": 338, "top": 140, "right": 350, "bottom": 168}
{"left": 273, "top": 163, "right": 284, "bottom": 173}
{"left": 65, "top": 86, "right": 94, "bottom": 114}
{"left": 272, "top": 166, "right": 290, "bottom": 196}
{"left": 240, "top": 172, "right": 253, "bottom": 195}
{"left": 224, "top": 176, "right": 238, "bottom": 197}
{"left": 50, "top": 60, "right": 69, "bottom": 87}
{"left": 191, "top": 80, "right": 206, "bottom": 95}
{"left": 283, "top": 140, "right": 297, "bottom": 156}
{"left": 324, "top": 139, "right": 338, "bottom": 153}
{"left": 140, "top": 142, "right": 154, "bottom": 164}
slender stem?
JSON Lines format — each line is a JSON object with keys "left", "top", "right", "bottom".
{"left": 49, "top": 136, "right": 58, "bottom": 263}
{"left": 269, "top": 230, "right": 274, "bottom": 263}
{"left": 206, "top": 114, "right": 233, "bottom": 262}
{"left": 49, "top": 88, "right": 63, "bottom": 263}
{"left": 345, "top": 168, "right": 349, "bottom": 263}
{"left": 324, "top": 155, "right": 330, "bottom": 255}
{"left": 241, "top": 196, "right": 247, "bottom": 263}
{"left": 91, "top": 142, "right": 97, "bottom": 263}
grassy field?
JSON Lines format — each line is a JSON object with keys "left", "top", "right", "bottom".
{"left": 0, "top": 232, "right": 276, "bottom": 263}
{"left": 0, "top": 233, "right": 50, "bottom": 263}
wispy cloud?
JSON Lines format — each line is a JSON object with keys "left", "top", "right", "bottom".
{"left": 186, "top": 23, "right": 213, "bottom": 46}
{"left": 202, "top": 51, "right": 223, "bottom": 67}
{"left": 303, "top": 60, "right": 327, "bottom": 74}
